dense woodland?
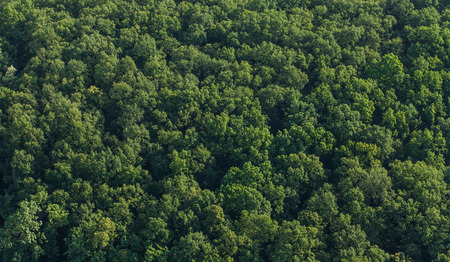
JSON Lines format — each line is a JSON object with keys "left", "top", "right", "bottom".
{"left": 0, "top": 0, "right": 449, "bottom": 261}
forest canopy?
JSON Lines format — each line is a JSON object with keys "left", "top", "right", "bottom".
{"left": 0, "top": 0, "right": 449, "bottom": 261}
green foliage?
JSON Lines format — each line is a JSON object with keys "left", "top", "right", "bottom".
{"left": 269, "top": 220, "right": 321, "bottom": 261}
{"left": 65, "top": 211, "right": 117, "bottom": 261}
{"left": 0, "top": 0, "right": 449, "bottom": 261}
{"left": 0, "top": 200, "right": 45, "bottom": 261}
{"left": 169, "top": 232, "right": 220, "bottom": 261}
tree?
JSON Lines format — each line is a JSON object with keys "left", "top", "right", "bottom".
{"left": 0, "top": 200, "right": 45, "bottom": 261}
{"left": 366, "top": 53, "right": 405, "bottom": 90}
{"left": 303, "top": 184, "right": 339, "bottom": 225}
{"left": 65, "top": 211, "right": 117, "bottom": 262}
{"left": 220, "top": 183, "right": 271, "bottom": 219}
{"left": 328, "top": 214, "right": 389, "bottom": 261}
{"left": 169, "top": 232, "right": 220, "bottom": 262}
{"left": 268, "top": 220, "right": 321, "bottom": 262}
